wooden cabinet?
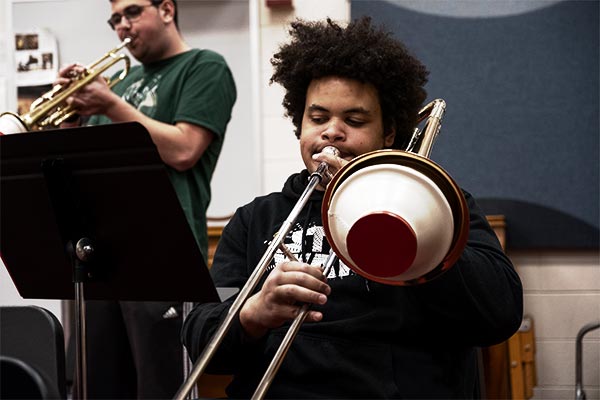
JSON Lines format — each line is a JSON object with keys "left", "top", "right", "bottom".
{"left": 207, "top": 225, "right": 225, "bottom": 268}
{"left": 483, "top": 215, "right": 536, "bottom": 400}
{"left": 197, "top": 225, "right": 232, "bottom": 398}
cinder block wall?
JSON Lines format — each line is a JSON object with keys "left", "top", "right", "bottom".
{"left": 514, "top": 251, "right": 599, "bottom": 399}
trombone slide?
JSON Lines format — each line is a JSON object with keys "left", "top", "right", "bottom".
{"left": 174, "top": 147, "right": 340, "bottom": 400}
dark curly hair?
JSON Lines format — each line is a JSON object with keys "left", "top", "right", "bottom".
{"left": 270, "top": 17, "right": 429, "bottom": 149}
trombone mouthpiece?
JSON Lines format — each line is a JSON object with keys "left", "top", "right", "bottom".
{"left": 321, "top": 146, "right": 340, "bottom": 157}
{"left": 315, "top": 146, "right": 340, "bottom": 185}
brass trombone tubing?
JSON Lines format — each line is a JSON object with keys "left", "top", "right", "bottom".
{"left": 174, "top": 149, "right": 338, "bottom": 400}
{"left": 405, "top": 99, "right": 445, "bottom": 158}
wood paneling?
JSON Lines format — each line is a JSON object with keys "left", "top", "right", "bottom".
{"left": 482, "top": 215, "right": 537, "bottom": 400}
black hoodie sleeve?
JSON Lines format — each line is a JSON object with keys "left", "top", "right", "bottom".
{"left": 413, "top": 190, "right": 524, "bottom": 346}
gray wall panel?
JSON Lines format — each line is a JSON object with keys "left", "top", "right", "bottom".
{"left": 352, "top": 0, "right": 599, "bottom": 248}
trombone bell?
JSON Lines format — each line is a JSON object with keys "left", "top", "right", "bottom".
{"left": 322, "top": 149, "right": 469, "bottom": 285}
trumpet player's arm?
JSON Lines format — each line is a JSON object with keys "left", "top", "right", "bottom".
{"left": 65, "top": 77, "right": 213, "bottom": 172}
{"left": 414, "top": 191, "right": 524, "bottom": 346}
{"left": 57, "top": 59, "right": 237, "bottom": 172}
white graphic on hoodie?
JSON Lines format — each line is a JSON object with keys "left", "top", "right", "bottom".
{"left": 268, "top": 221, "right": 355, "bottom": 280}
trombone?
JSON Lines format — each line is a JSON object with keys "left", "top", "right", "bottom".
{"left": 175, "top": 98, "right": 470, "bottom": 400}
{"left": 0, "top": 38, "right": 131, "bottom": 134}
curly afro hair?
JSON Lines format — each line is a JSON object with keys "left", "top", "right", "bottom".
{"left": 270, "top": 16, "right": 429, "bottom": 149}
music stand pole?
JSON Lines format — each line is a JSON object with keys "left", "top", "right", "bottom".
{"left": 74, "top": 281, "right": 87, "bottom": 400}
{"left": 42, "top": 158, "right": 96, "bottom": 400}
{"left": 71, "top": 238, "right": 96, "bottom": 400}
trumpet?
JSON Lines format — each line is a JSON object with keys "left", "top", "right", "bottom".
{"left": 175, "top": 99, "right": 470, "bottom": 400}
{"left": 0, "top": 38, "right": 131, "bottom": 135}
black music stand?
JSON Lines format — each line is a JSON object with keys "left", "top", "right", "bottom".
{"left": 0, "top": 122, "right": 222, "bottom": 400}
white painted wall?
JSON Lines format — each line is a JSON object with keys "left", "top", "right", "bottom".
{"left": 258, "top": 0, "right": 350, "bottom": 194}
{"left": 0, "top": 1, "right": 16, "bottom": 113}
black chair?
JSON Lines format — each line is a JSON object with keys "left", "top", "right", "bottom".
{"left": 0, "top": 306, "right": 67, "bottom": 399}
{"left": 0, "top": 355, "right": 60, "bottom": 399}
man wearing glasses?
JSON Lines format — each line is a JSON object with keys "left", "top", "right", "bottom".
{"left": 57, "top": 0, "right": 237, "bottom": 398}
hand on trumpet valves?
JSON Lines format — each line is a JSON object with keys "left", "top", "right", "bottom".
{"left": 239, "top": 261, "right": 331, "bottom": 339}
{"left": 55, "top": 63, "right": 86, "bottom": 87}
{"left": 55, "top": 63, "right": 118, "bottom": 117}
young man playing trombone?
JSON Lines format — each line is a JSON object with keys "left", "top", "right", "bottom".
{"left": 55, "top": 0, "right": 236, "bottom": 398}
{"left": 182, "top": 17, "right": 523, "bottom": 399}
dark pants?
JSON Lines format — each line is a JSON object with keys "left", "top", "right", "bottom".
{"left": 71, "top": 300, "right": 184, "bottom": 399}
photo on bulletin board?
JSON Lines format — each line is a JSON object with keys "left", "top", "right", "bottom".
{"left": 17, "top": 85, "right": 52, "bottom": 116}
{"left": 15, "top": 28, "right": 58, "bottom": 87}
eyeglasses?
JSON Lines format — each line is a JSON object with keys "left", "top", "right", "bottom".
{"left": 107, "top": 4, "right": 155, "bottom": 30}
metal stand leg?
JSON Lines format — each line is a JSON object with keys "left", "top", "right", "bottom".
{"left": 74, "top": 282, "right": 87, "bottom": 400}
{"left": 182, "top": 301, "right": 198, "bottom": 400}
{"left": 72, "top": 237, "right": 94, "bottom": 400}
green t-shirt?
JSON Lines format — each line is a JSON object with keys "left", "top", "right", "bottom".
{"left": 87, "top": 49, "right": 236, "bottom": 261}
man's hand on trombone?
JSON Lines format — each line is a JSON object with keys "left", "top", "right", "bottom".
{"left": 239, "top": 261, "right": 331, "bottom": 340}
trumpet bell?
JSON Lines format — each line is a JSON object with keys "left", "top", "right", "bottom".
{"left": 322, "top": 149, "right": 469, "bottom": 285}
{"left": 0, "top": 112, "right": 28, "bottom": 135}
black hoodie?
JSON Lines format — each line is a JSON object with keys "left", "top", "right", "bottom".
{"left": 182, "top": 170, "right": 523, "bottom": 399}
